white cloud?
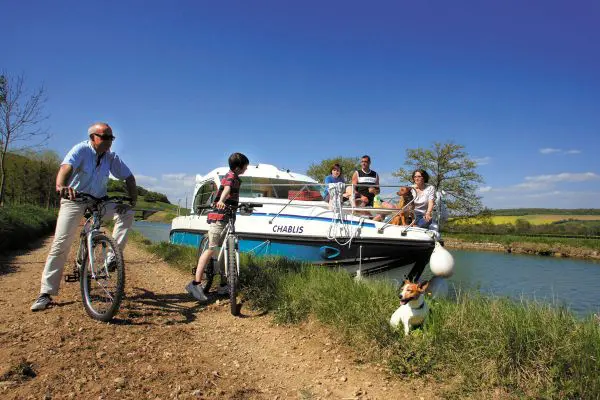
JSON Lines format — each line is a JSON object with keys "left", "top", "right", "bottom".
{"left": 473, "top": 156, "right": 491, "bottom": 166}
{"left": 539, "top": 148, "right": 561, "bottom": 154}
{"left": 162, "top": 173, "right": 187, "bottom": 180}
{"left": 162, "top": 173, "right": 196, "bottom": 187}
{"left": 539, "top": 148, "right": 582, "bottom": 155}
{"left": 524, "top": 172, "right": 599, "bottom": 183}
{"left": 135, "top": 175, "right": 158, "bottom": 184}
{"left": 482, "top": 190, "right": 600, "bottom": 209}
{"left": 480, "top": 172, "right": 600, "bottom": 208}
{"left": 134, "top": 172, "right": 197, "bottom": 204}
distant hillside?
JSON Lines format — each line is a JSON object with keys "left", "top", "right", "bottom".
{"left": 107, "top": 179, "right": 170, "bottom": 204}
{"left": 491, "top": 208, "right": 600, "bottom": 216}
{"left": 107, "top": 179, "right": 190, "bottom": 221}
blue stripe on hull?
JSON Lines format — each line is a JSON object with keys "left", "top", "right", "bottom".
{"left": 170, "top": 231, "right": 203, "bottom": 247}
{"left": 239, "top": 239, "right": 322, "bottom": 261}
{"left": 170, "top": 231, "right": 324, "bottom": 261}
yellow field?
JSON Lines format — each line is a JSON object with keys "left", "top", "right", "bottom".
{"left": 455, "top": 215, "right": 600, "bottom": 225}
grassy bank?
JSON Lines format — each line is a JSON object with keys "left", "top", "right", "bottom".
{"left": 136, "top": 240, "right": 600, "bottom": 399}
{"left": 0, "top": 205, "right": 57, "bottom": 252}
{"left": 445, "top": 232, "right": 600, "bottom": 260}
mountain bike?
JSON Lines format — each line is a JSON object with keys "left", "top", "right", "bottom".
{"left": 194, "top": 203, "right": 261, "bottom": 316}
{"left": 64, "top": 193, "right": 133, "bottom": 321}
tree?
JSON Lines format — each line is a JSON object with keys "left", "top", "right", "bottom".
{"left": 393, "top": 142, "right": 484, "bottom": 217}
{"left": 0, "top": 72, "right": 49, "bottom": 206}
{"left": 306, "top": 156, "right": 359, "bottom": 183}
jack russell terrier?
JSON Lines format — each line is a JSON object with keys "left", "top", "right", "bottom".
{"left": 389, "top": 280, "right": 430, "bottom": 335}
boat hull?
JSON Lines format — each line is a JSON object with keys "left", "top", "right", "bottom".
{"left": 170, "top": 227, "right": 434, "bottom": 279}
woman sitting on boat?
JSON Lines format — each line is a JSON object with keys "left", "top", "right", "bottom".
{"left": 411, "top": 169, "right": 435, "bottom": 228}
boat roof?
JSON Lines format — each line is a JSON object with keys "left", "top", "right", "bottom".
{"left": 196, "top": 163, "right": 318, "bottom": 184}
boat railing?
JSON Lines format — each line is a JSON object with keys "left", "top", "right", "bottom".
{"left": 194, "top": 182, "right": 446, "bottom": 230}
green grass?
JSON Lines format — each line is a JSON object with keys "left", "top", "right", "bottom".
{"left": 139, "top": 241, "right": 600, "bottom": 398}
{"left": 0, "top": 204, "right": 57, "bottom": 252}
{"left": 446, "top": 232, "right": 600, "bottom": 252}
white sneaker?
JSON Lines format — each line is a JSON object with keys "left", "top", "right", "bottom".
{"left": 31, "top": 294, "right": 52, "bottom": 311}
{"left": 185, "top": 281, "right": 208, "bottom": 302}
{"left": 217, "top": 285, "right": 229, "bottom": 295}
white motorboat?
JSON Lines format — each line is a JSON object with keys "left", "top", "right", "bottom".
{"left": 170, "top": 163, "right": 442, "bottom": 280}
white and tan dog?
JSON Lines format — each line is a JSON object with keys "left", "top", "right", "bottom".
{"left": 389, "top": 280, "right": 430, "bottom": 335}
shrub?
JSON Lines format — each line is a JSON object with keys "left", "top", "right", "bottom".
{"left": 0, "top": 204, "right": 57, "bottom": 252}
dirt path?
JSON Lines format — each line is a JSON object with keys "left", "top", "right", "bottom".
{"left": 0, "top": 238, "right": 437, "bottom": 399}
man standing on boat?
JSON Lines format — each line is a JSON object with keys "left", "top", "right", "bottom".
{"left": 351, "top": 155, "right": 379, "bottom": 207}
{"left": 30, "top": 122, "right": 137, "bottom": 312}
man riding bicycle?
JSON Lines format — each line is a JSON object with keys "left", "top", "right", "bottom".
{"left": 185, "top": 152, "right": 249, "bottom": 302}
{"left": 31, "top": 122, "right": 137, "bottom": 311}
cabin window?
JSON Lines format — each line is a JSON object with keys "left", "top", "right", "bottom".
{"left": 193, "top": 181, "right": 217, "bottom": 215}
{"left": 239, "top": 177, "right": 324, "bottom": 201}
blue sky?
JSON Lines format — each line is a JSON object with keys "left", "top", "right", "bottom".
{"left": 4, "top": 0, "right": 599, "bottom": 209}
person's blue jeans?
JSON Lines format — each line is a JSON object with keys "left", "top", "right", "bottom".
{"left": 414, "top": 213, "right": 431, "bottom": 228}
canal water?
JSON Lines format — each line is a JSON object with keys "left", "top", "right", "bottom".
{"left": 132, "top": 221, "right": 600, "bottom": 317}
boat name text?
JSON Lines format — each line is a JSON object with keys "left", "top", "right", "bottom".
{"left": 273, "top": 224, "right": 304, "bottom": 234}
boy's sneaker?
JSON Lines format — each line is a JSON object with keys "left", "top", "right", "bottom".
{"left": 30, "top": 294, "right": 52, "bottom": 311}
{"left": 217, "top": 285, "right": 229, "bottom": 295}
{"left": 185, "top": 281, "right": 208, "bottom": 302}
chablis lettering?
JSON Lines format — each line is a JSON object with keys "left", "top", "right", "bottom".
{"left": 272, "top": 225, "right": 304, "bottom": 234}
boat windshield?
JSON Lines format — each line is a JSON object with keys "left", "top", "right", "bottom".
{"left": 234, "top": 176, "right": 324, "bottom": 201}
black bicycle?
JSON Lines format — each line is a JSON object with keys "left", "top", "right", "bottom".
{"left": 194, "top": 203, "right": 261, "bottom": 315}
{"left": 64, "top": 193, "right": 133, "bottom": 321}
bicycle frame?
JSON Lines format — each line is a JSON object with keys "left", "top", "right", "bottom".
{"left": 215, "top": 219, "right": 239, "bottom": 280}
{"left": 68, "top": 194, "right": 130, "bottom": 282}
{"left": 194, "top": 202, "right": 262, "bottom": 289}
{"left": 81, "top": 208, "right": 108, "bottom": 278}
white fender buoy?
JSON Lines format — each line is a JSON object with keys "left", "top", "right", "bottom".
{"left": 429, "top": 241, "right": 455, "bottom": 277}
{"left": 427, "top": 276, "right": 449, "bottom": 299}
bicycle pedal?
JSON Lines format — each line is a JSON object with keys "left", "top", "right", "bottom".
{"left": 65, "top": 272, "right": 80, "bottom": 282}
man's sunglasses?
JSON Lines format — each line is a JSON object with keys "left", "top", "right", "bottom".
{"left": 93, "top": 133, "right": 116, "bottom": 141}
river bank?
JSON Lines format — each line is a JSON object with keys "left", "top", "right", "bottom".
{"left": 444, "top": 235, "right": 600, "bottom": 261}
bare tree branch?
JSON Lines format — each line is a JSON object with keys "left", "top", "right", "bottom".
{"left": 0, "top": 71, "right": 50, "bottom": 206}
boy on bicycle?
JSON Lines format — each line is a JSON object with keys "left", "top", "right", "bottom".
{"left": 185, "top": 152, "right": 249, "bottom": 302}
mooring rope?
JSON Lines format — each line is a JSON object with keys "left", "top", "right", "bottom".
{"left": 326, "top": 182, "right": 365, "bottom": 247}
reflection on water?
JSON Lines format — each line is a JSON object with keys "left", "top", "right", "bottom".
{"left": 133, "top": 221, "right": 600, "bottom": 317}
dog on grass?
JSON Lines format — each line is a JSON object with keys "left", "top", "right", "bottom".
{"left": 390, "top": 186, "right": 414, "bottom": 226}
{"left": 389, "top": 280, "right": 430, "bottom": 335}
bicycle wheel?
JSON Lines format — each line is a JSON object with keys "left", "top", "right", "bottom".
{"left": 226, "top": 235, "right": 239, "bottom": 316}
{"left": 80, "top": 233, "right": 125, "bottom": 322}
{"left": 197, "top": 236, "right": 215, "bottom": 293}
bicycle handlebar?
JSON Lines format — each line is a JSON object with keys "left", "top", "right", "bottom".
{"left": 67, "top": 192, "right": 133, "bottom": 204}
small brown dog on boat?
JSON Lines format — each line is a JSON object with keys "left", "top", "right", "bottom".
{"left": 390, "top": 186, "right": 414, "bottom": 226}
